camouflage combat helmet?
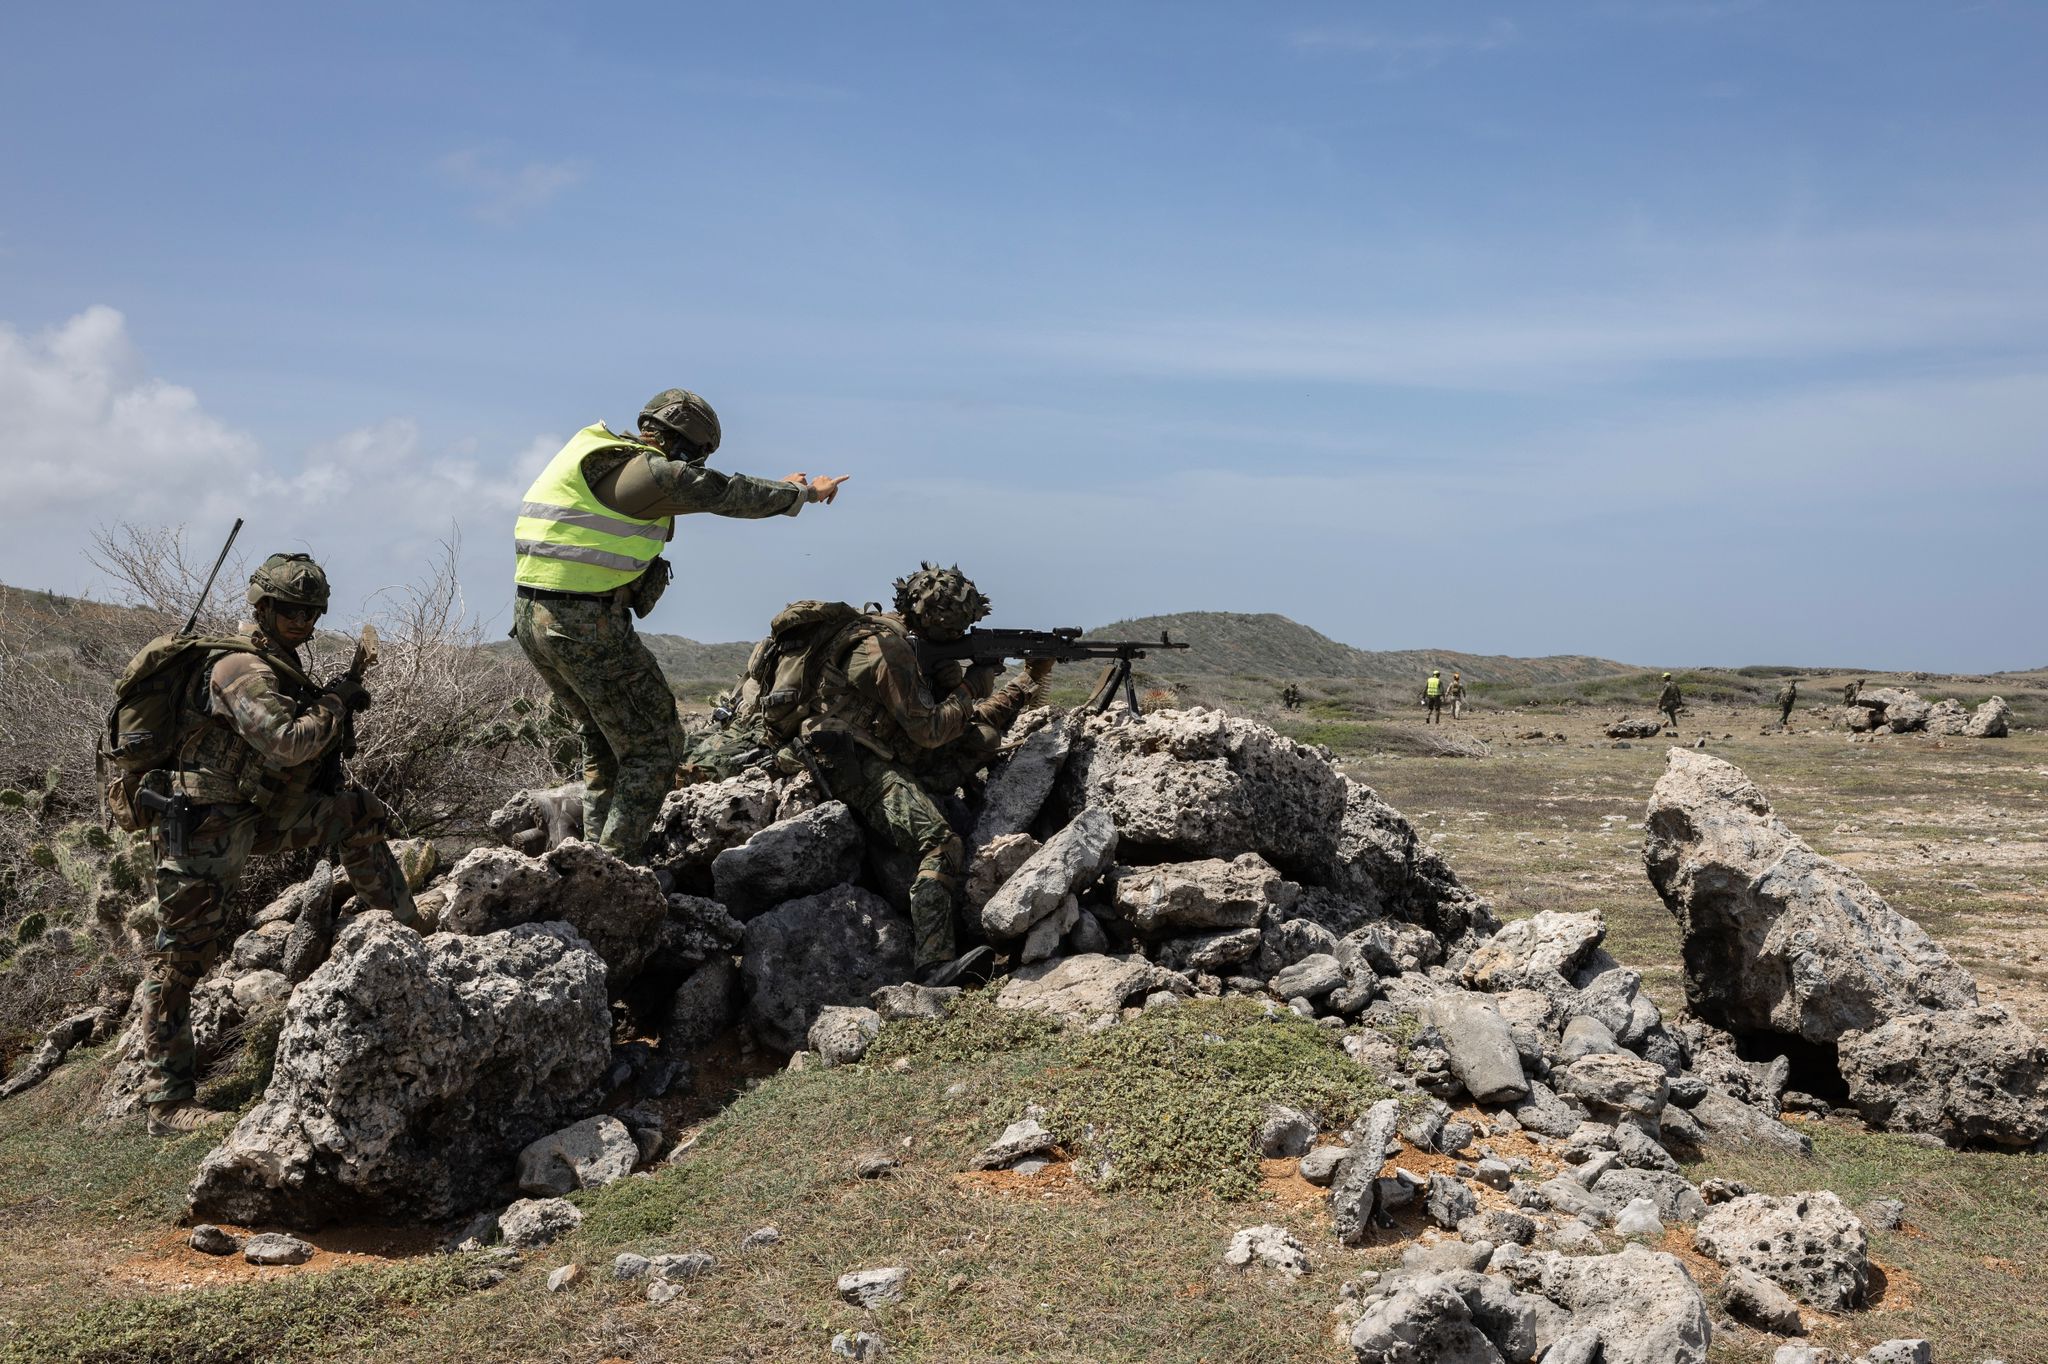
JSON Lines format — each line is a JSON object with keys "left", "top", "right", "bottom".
{"left": 639, "top": 388, "right": 721, "bottom": 459}
{"left": 893, "top": 562, "right": 990, "bottom": 640}
{"left": 246, "top": 553, "right": 330, "bottom": 612}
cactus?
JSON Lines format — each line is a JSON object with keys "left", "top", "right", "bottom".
{"left": 28, "top": 844, "right": 58, "bottom": 870}
{"left": 16, "top": 910, "right": 48, "bottom": 945}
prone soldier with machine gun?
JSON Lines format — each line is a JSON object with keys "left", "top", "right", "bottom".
{"left": 681, "top": 564, "right": 1190, "bottom": 989}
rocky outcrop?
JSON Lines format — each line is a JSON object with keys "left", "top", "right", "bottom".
{"left": 1838, "top": 1004, "right": 2048, "bottom": 1148}
{"left": 1605, "top": 718, "right": 1663, "bottom": 739}
{"left": 651, "top": 769, "right": 818, "bottom": 889}
{"left": 486, "top": 782, "right": 586, "bottom": 855}
{"left": 1461, "top": 911, "right": 1605, "bottom": 992}
{"left": 438, "top": 839, "right": 666, "bottom": 986}
{"left": 1644, "top": 750, "right": 1976, "bottom": 1046}
{"left": 971, "top": 714, "right": 1072, "bottom": 845}
{"left": 995, "top": 953, "right": 1168, "bottom": 1028}
{"left": 1321, "top": 781, "right": 1499, "bottom": 947}
{"left": 1525, "top": 1243, "right": 1711, "bottom": 1364}
{"left": 739, "top": 885, "right": 914, "bottom": 1053}
{"left": 1056, "top": 708, "right": 1347, "bottom": 874}
{"left": 188, "top": 916, "right": 610, "bottom": 1227}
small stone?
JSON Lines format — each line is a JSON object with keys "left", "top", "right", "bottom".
{"left": 1222, "top": 1223, "right": 1312, "bottom": 1277}
{"left": 741, "top": 1225, "right": 782, "bottom": 1250}
{"left": 646, "top": 1279, "right": 680, "bottom": 1305}
{"left": 499, "top": 1197, "right": 582, "bottom": 1250}
{"left": 1863, "top": 1197, "right": 1906, "bottom": 1231}
{"left": 832, "top": 1330, "right": 888, "bottom": 1360}
{"left": 973, "top": 1117, "right": 1059, "bottom": 1170}
{"left": 1613, "top": 1195, "right": 1665, "bottom": 1238}
{"left": 1474, "top": 1158, "right": 1512, "bottom": 1190}
{"left": 649, "top": 1250, "right": 715, "bottom": 1282}
{"left": 1438, "top": 1120, "right": 1475, "bottom": 1153}
{"left": 838, "top": 1266, "right": 910, "bottom": 1308}
{"left": 853, "top": 1153, "right": 902, "bottom": 1179}
{"left": 1424, "top": 1173, "right": 1477, "bottom": 1229}
{"left": 1297, "top": 1146, "right": 1349, "bottom": 1186}
{"left": 1255, "top": 1104, "right": 1317, "bottom": 1158}
{"left": 243, "top": 1232, "right": 314, "bottom": 1266}
{"left": 1864, "top": 1342, "right": 1932, "bottom": 1364}
{"left": 613, "top": 1252, "right": 651, "bottom": 1280}
{"left": 188, "top": 1224, "right": 242, "bottom": 1256}
{"left": 546, "top": 1263, "right": 585, "bottom": 1293}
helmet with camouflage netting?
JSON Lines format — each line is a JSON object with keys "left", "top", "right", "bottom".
{"left": 639, "top": 388, "right": 722, "bottom": 459}
{"left": 893, "top": 562, "right": 990, "bottom": 641}
{"left": 246, "top": 553, "right": 330, "bottom": 612}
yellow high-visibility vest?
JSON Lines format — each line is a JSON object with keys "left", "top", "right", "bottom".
{"left": 513, "top": 424, "right": 673, "bottom": 593}
{"left": 1426, "top": 675, "right": 1442, "bottom": 697}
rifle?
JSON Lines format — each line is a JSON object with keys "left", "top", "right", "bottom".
{"left": 319, "top": 624, "right": 380, "bottom": 791}
{"left": 912, "top": 628, "right": 1190, "bottom": 715}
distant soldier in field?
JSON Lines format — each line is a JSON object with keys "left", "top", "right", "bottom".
{"left": 1448, "top": 671, "right": 1466, "bottom": 720}
{"left": 1844, "top": 678, "right": 1864, "bottom": 705}
{"left": 1280, "top": 683, "right": 1302, "bottom": 711}
{"left": 1777, "top": 678, "right": 1799, "bottom": 728}
{"left": 511, "top": 388, "right": 846, "bottom": 861}
{"left": 1424, "top": 669, "right": 1444, "bottom": 724}
{"left": 141, "top": 554, "right": 419, "bottom": 1136}
{"left": 1657, "top": 672, "right": 1683, "bottom": 728}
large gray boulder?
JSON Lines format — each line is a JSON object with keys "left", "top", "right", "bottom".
{"left": 1319, "top": 780, "right": 1499, "bottom": 947}
{"left": 1644, "top": 750, "right": 1977, "bottom": 1046}
{"left": 995, "top": 953, "right": 1166, "bottom": 1028}
{"left": 980, "top": 806, "right": 1118, "bottom": 939}
{"left": 1056, "top": 709, "right": 1347, "bottom": 872}
{"left": 739, "top": 886, "right": 914, "bottom": 1053}
{"left": 971, "top": 714, "right": 1073, "bottom": 846}
{"left": 1152, "top": 927, "right": 1263, "bottom": 974}
{"left": 1693, "top": 1191, "right": 1867, "bottom": 1310}
{"left": 1965, "top": 695, "right": 2011, "bottom": 738}
{"left": 1462, "top": 911, "right": 1606, "bottom": 992}
{"left": 1838, "top": 1004, "right": 2048, "bottom": 1148}
{"left": 1330, "top": 1098, "right": 1403, "bottom": 1246}
{"left": 1528, "top": 1243, "right": 1711, "bottom": 1364}
{"left": 1106, "top": 853, "right": 1296, "bottom": 935}
{"left": 1422, "top": 992, "right": 1529, "bottom": 1103}
{"left": 187, "top": 916, "right": 610, "bottom": 1227}
{"left": 710, "top": 802, "right": 863, "bottom": 920}
{"left": 1346, "top": 1275, "right": 1510, "bottom": 1363}
{"left": 438, "top": 839, "right": 665, "bottom": 986}
{"left": 516, "top": 1115, "right": 637, "bottom": 1196}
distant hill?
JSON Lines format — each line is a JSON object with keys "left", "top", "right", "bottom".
{"left": 1085, "top": 611, "right": 1636, "bottom": 686}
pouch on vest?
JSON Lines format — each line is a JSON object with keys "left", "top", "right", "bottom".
{"left": 629, "top": 555, "right": 672, "bottom": 620}
{"left": 753, "top": 600, "right": 867, "bottom": 740}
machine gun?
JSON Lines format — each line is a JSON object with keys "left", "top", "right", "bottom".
{"left": 912, "top": 627, "right": 1190, "bottom": 714}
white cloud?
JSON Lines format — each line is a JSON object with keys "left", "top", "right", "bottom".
{"left": 435, "top": 149, "right": 583, "bottom": 225}
{"left": 0, "top": 306, "right": 550, "bottom": 627}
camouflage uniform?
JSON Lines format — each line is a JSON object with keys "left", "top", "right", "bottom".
{"left": 142, "top": 628, "right": 416, "bottom": 1106}
{"left": 1657, "top": 679, "right": 1683, "bottom": 725}
{"left": 810, "top": 614, "right": 1040, "bottom": 970}
{"left": 1447, "top": 674, "right": 1465, "bottom": 719}
{"left": 1777, "top": 680, "right": 1798, "bottom": 726}
{"left": 512, "top": 412, "right": 808, "bottom": 860}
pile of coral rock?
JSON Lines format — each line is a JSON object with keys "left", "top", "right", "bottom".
{"left": 1842, "top": 687, "right": 2009, "bottom": 737}
{"left": 92, "top": 705, "right": 2042, "bottom": 1363}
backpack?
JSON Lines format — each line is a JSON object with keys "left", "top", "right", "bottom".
{"left": 749, "top": 600, "right": 868, "bottom": 740}
{"left": 96, "top": 633, "right": 282, "bottom": 831}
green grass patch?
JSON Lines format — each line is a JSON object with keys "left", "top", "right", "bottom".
{"left": 865, "top": 985, "right": 1065, "bottom": 1065}
{"left": 0, "top": 1256, "right": 491, "bottom": 1364}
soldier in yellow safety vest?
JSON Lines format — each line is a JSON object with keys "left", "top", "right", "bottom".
{"left": 511, "top": 388, "right": 847, "bottom": 862}
{"left": 1424, "top": 669, "right": 1444, "bottom": 725}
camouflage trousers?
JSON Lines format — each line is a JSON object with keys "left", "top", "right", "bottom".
{"left": 816, "top": 742, "right": 965, "bottom": 970}
{"left": 142, "top": 787, "right": 415, "bottom": 1105}
{"left": 1425, "top": 695, "right": 1443, "bottom": 724}
{"left": 1779, "top": 701, "right": 1795, "bottom": 725}
{"left": 513, "top": 594, "right": 682, "bottom": 861}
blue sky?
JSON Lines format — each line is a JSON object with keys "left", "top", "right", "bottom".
{"left": 2, "top": 2, "right": 2044, "bottom": 670}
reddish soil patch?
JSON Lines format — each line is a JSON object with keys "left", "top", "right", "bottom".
{"left": 952, "top": 1158, "right": 1094, "bottom": 1204}
{"left": 117, "top": 1222, "right": 440, "bottom": 1290}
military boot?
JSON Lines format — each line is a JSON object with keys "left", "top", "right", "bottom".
{"left": 916, "top": 945, "right": 995, "bottom": 990}
{"left": 147, "top": 1101, "right": 229, "bottom": 1137}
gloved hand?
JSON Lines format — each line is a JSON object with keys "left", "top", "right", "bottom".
{"left": 964, "top": 662, "right": 1003, "bottom": 698}
{"left": 324, "top": 674, "right": 373, "bottom": 713}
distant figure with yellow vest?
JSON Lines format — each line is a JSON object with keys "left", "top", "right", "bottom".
{"left": 1423, "top": 669, "right": 1444, "bottom": 724}
{"left": 512, "top": 389, "right": 846, "bottom": 860}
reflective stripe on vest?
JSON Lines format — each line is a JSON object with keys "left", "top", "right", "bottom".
{"left": 512, "top": 424, "right": 675, "bottom": 592}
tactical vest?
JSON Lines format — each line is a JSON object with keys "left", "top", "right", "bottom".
{"left": 807, "top": 614, "right": 934, "bottom": 760}
{"left": 175, "top": 641, "right": 333, "bottom": 811}
{"left": 513, "top": 424, "right": 675, "bottom": 593}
